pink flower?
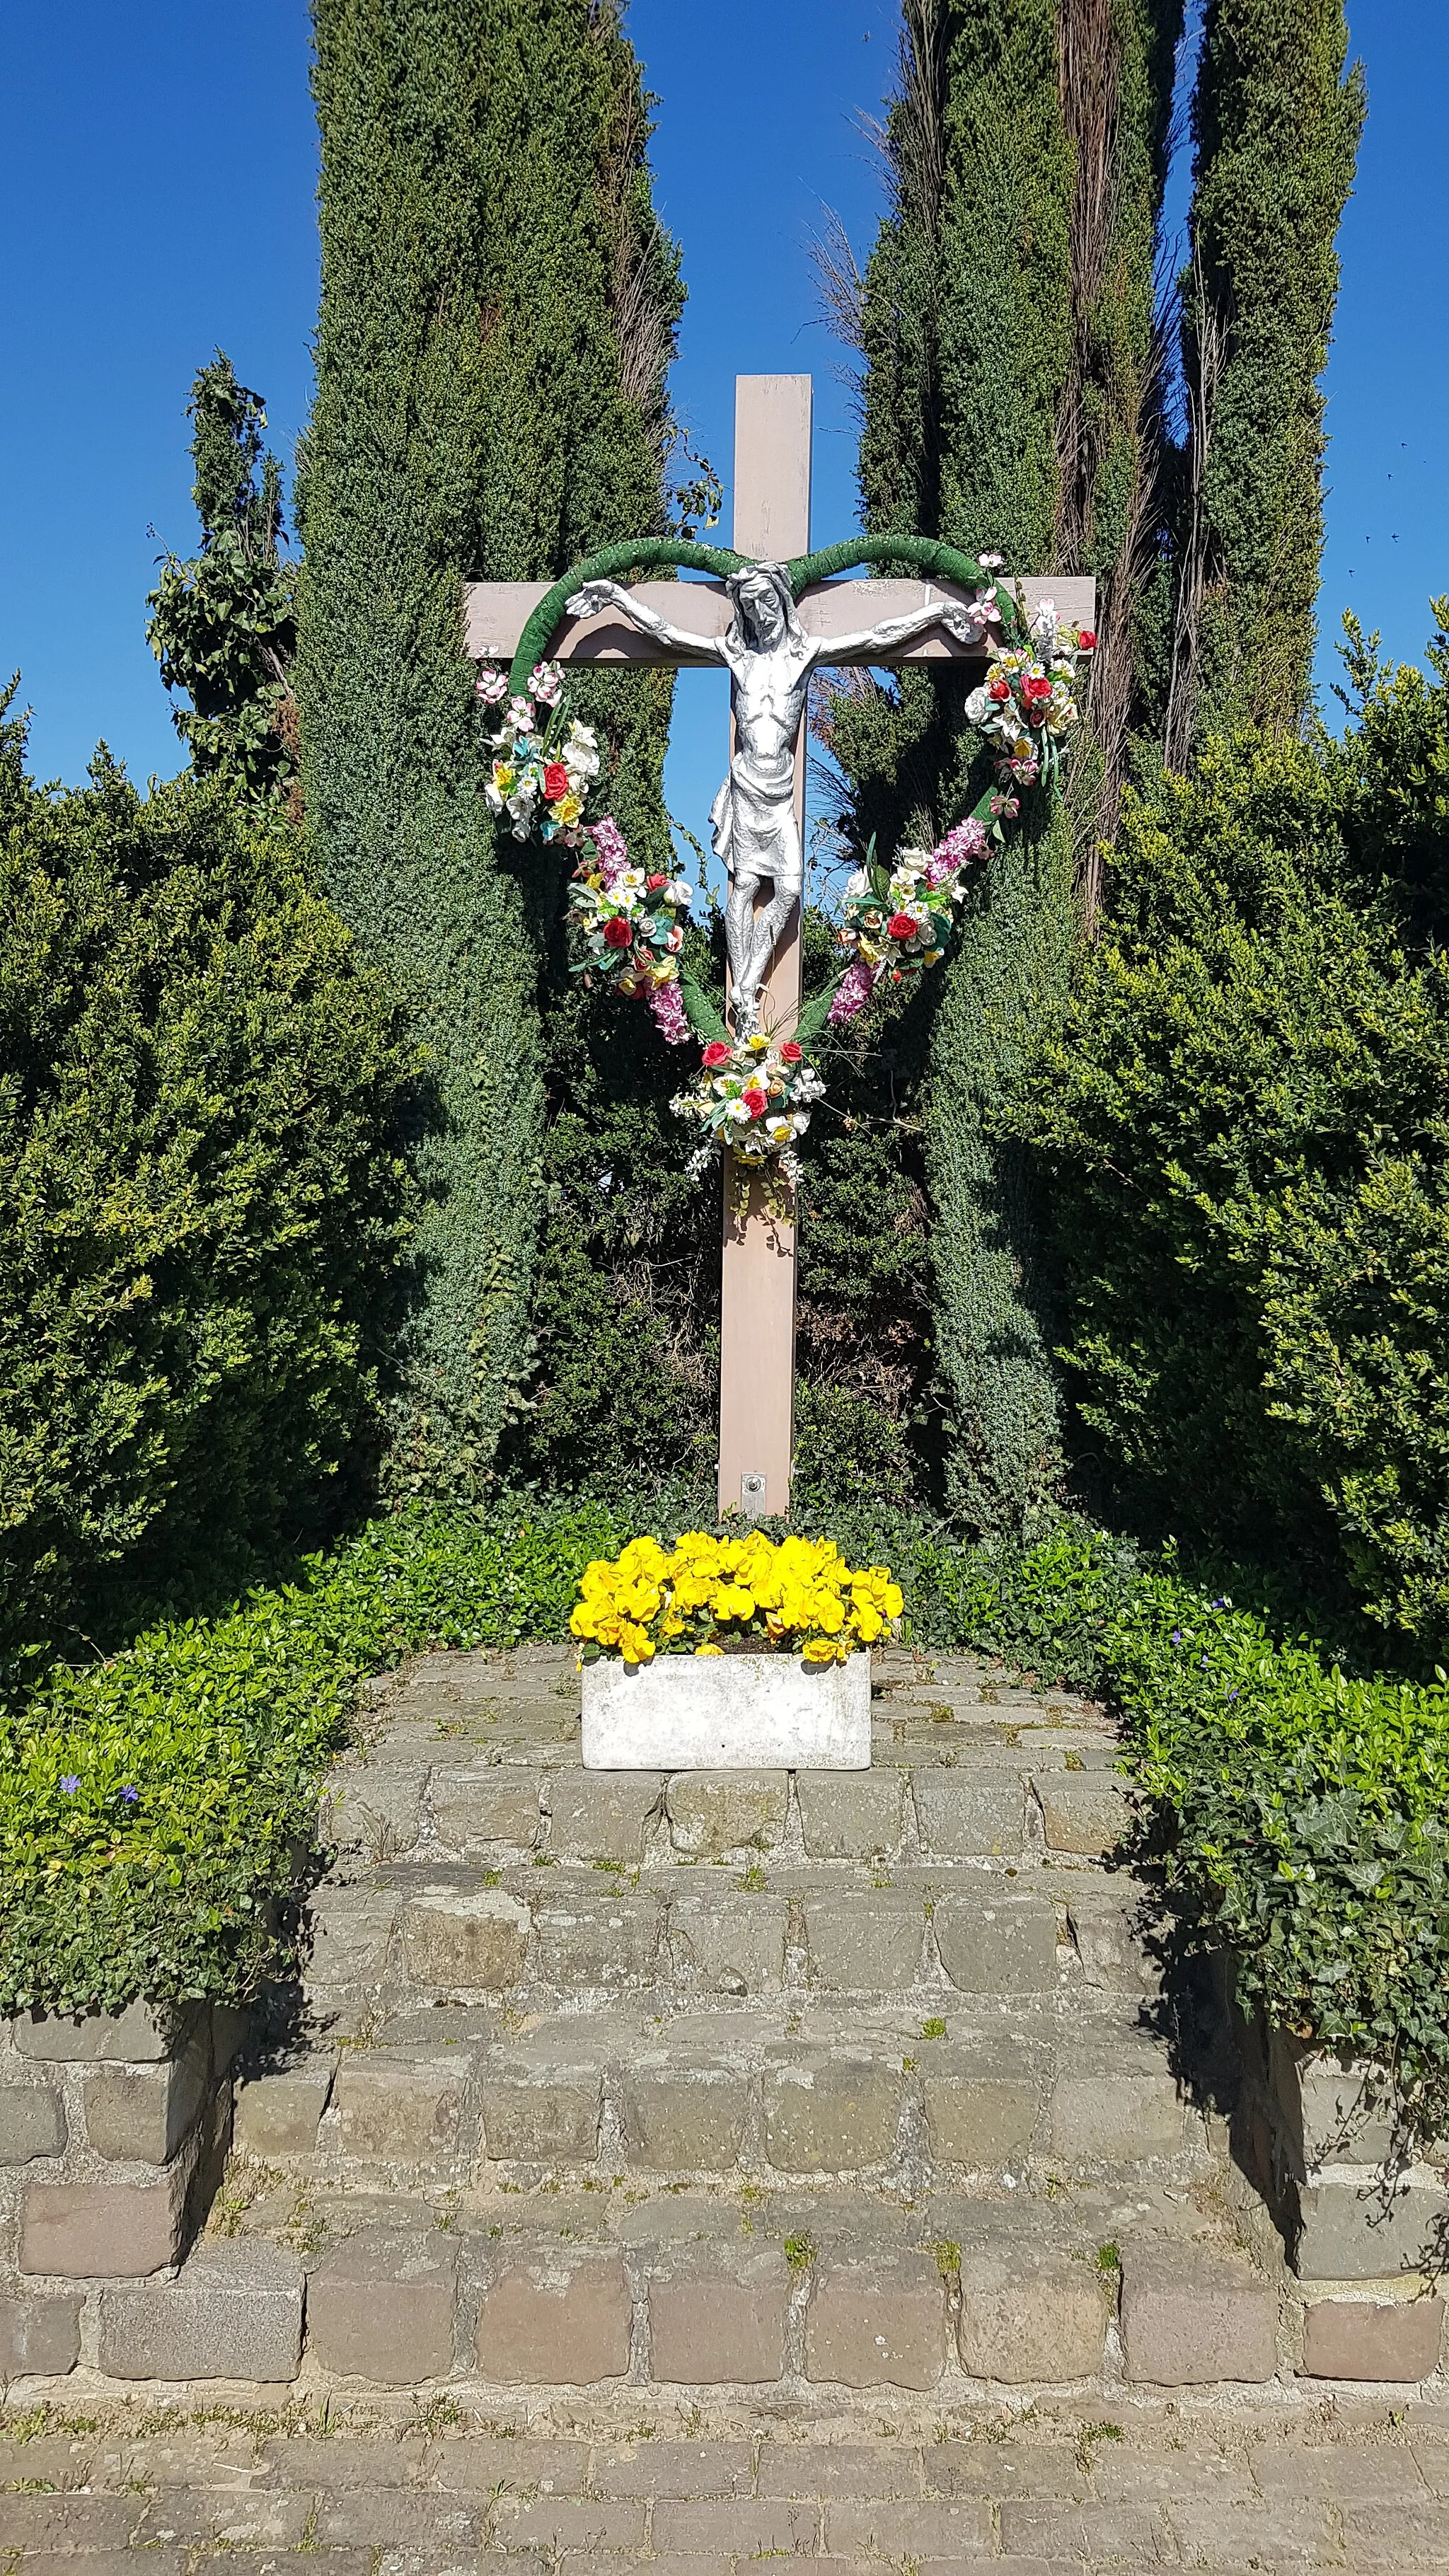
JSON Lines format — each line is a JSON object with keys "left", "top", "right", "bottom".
{"left": 589, "top": 817, "right": 628, "bottom": 886}
{"left": 741, "top": 1087, "right": 768, "bottom": 1119}
{"left": 827, "top": 959, "right": 880, "bottom": 1026}
{"left": 702, "top": 1041, "right": 733, "bottom": 1068}
{"left": 647, "top": 980, "right": 691, "bottom": 1045}
{"left": 932, "top": 817, "right": 989, "bottom": 874}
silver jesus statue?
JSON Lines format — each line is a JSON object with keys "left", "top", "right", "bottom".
{"left": 565, "top": 562, "right": 991, "bottom": 1029}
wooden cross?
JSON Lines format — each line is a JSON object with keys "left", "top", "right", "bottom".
{"left": 466, "top": 375, "right": 1095, "bottom": 1521}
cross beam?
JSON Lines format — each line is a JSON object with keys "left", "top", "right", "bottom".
{"left": 463, "top": 375, "right": 1094, "bottom": 1522}
{"left": 464, "top": 575, "right": 1098, "bottom": 665}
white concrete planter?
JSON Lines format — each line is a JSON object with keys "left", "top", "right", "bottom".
{"left": 581, "top": 1651, "right": 871, "bottom": 1771}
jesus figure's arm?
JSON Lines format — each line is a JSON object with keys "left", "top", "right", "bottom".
{"left": 563, "top": 578, "right": 727, "bottom": 663}
{"left": 813, "top": 596, "right": 991, "bottom": 664}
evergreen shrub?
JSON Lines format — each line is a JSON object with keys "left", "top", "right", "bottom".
{"left": 1012, "top": 705, "right": 1449, "bottom": 1655}
{"left": 0, "top": 729, "right": 414, "bottom": 1650}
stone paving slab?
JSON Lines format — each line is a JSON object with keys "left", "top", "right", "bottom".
{"left": 6, "top": 2398, "right": 1449, "bottom": 2569}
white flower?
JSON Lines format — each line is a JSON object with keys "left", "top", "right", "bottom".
{"left": 563, "top": 720, "right": 601, "bottom": 781}
{"left": 666, "top": 878, "right": 694, "bottom": 908}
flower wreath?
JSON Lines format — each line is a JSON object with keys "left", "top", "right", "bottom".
{"left": 477, "top": 535, "right": 1094, "bottom": 1200}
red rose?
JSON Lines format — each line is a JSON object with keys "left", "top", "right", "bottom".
{"left": 543, "top": 762, "right": 570, "bottom": 801}
{"left": 988, "top": 678, "right": 1011, "bottom": 703}
{"left": 647, "top": 872, "right": 667, "bottom": 889}
{"left": 778, "top": 1041, "right": 803, "bottom": 1063}
{"left": 602, "top": 916, "right": 633, "bottom": 949}
{"left": 1022, "top": 674, "right": 1053, "bottom": 700}
{"left": 887, "top": 912, "right": 918, "bottom": 939}
{"left": 702, "top": 1041, "right": 732, "bottom": 1067}
{"left": 741, "top": 1087, "right": 768, "bottom": 1118}
{"left": 1077, "top": 629, "right": 1097, "bottom": 649}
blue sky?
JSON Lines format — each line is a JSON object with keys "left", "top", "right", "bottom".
{"left": 1, "top": 0, "right": 1444, "bottom": 833}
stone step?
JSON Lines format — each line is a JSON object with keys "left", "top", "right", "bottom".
{"left": 83, "top": 2176, "right": 1278, "bottom": 2398}
{"left": 235, "top": 1999, "right": 1203, "bottom": 2193}
{"left": 302, "top": 1862, "right": 1155, "bottom": 2026}
{"left": 325, "top": 1751, "right": 1135, "bottom": 1873}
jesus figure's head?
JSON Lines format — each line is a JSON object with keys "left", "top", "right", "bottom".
{"left": 726, "top": 562, "right": 801, "bottom": 652}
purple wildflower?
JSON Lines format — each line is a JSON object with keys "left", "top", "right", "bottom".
{"left": 931, "top": 816, "right": 989, "bottom": 875}
{"left": 589, "top": 816, "right": 628, "bottom": 886}
{"left": 826, "top": 959, "right": 880, "bottom": 1027}
{"left": 1170, "top": 1629, "right": 1182, "bottom": 1645}
{"left": 647, "top": 979, "right": 691, "bottom": 1046}
{"left": 59, "top": 1774, "right": 80, "bottom": 1795}
{"left": 119, "top": 1785, "right": 139, "bottom": 1806}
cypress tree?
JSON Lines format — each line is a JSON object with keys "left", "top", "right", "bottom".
{"left": 1165, "top": 0, "right": 1363, "bottom": 756}
{"left": 147, "top": 356, "right": 299, "bottom": 812}
{"left": 297, "top": 0, "right": 681, "bottom": 1493}
{"left": 828, "top": 0, "right": 1180, "bottom": 1531}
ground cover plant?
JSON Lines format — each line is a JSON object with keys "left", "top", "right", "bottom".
{"left": 7, "top": 1494, "right": 1448, "bottom": 2165}
{"left": 0, "top": 1498, "right": 636, "bottom": 2017}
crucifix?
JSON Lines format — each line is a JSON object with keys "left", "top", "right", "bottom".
{"left": 465, "top": 375, "right": 1095, "bottom": 1521}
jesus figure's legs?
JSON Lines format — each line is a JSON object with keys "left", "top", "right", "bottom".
{"left": 724, "top": 792, "right": 802, "bottom": 1032}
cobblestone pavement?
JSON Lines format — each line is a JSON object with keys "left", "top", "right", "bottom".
{"left": 4, "top": 2388, "right": 1449, "bottom": 2572}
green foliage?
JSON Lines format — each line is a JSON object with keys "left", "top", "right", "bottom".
{"left": 1337, "top": 602, "right": 1449, "bottom": 952}
{"left": 298, "top": 0, "right": 682, "bottom": 1495}
{"left": 504, "top": 922, "right": 722, "bottom": 1496}
{"left": 1010, "top": 702, "right": 1449, "bottom": 1653}
{"left": 0, "top": 1494, "right": 639, "bottom": 2016}
{"left": 832, "top": 0, "right": 1181, "bottom": 1532}
{"left": 146, "top": 356, "right": 299, "bottom": 810}
{"left": 0, "top": 751, "right": 415, "bottom": 1653}
{"left": 1169, "top": 0, "right": 1364, "bottom": 749}
{"left": 792, "top": 913, "right": 938, "bottom": 1515}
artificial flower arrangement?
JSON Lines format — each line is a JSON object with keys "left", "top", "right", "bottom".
{"left": 964, "top": 599, "right": 1096, "bottom": 794}
{"left": 829, "top": 816, "right": 991, "bottom": 1027}
{"left": 565, "top": 815, "right": 696, "bottom": 1045}
{"left": 670, "top": 1031, "right": 826, "bottom": 1204}
{"left": 473, "top": 584, "right": 1095, "bottom": 1198}
{"left": 477, "top": 659, "right": 600, "bottom": 843}
{"left": 570, "top": 1531, "right": 904, "bottom": 1668}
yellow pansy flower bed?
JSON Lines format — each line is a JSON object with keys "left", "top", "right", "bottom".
{"left": 570, "top": 1531, "right": 904, "bottom": 1669}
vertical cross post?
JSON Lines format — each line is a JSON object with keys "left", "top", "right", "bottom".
{"left": 716, "top": 374, "right": 812, "bottom": 1521}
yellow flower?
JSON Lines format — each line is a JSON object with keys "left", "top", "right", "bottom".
{"left": 555, "top": 791, "right": 582, "bottom": 824}
{"left": 802, "top": 1634, "right": 847, "bottom": 1665}
{"left": 712, "top": 1583, "right": 756, "bottom": 1623}
{"left": 572, "top": 1531, "right": 901, "bottom": 1666}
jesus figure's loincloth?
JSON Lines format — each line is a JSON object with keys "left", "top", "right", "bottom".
{"left": 709, "top": 747, "right": 801, "bottom": 893}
